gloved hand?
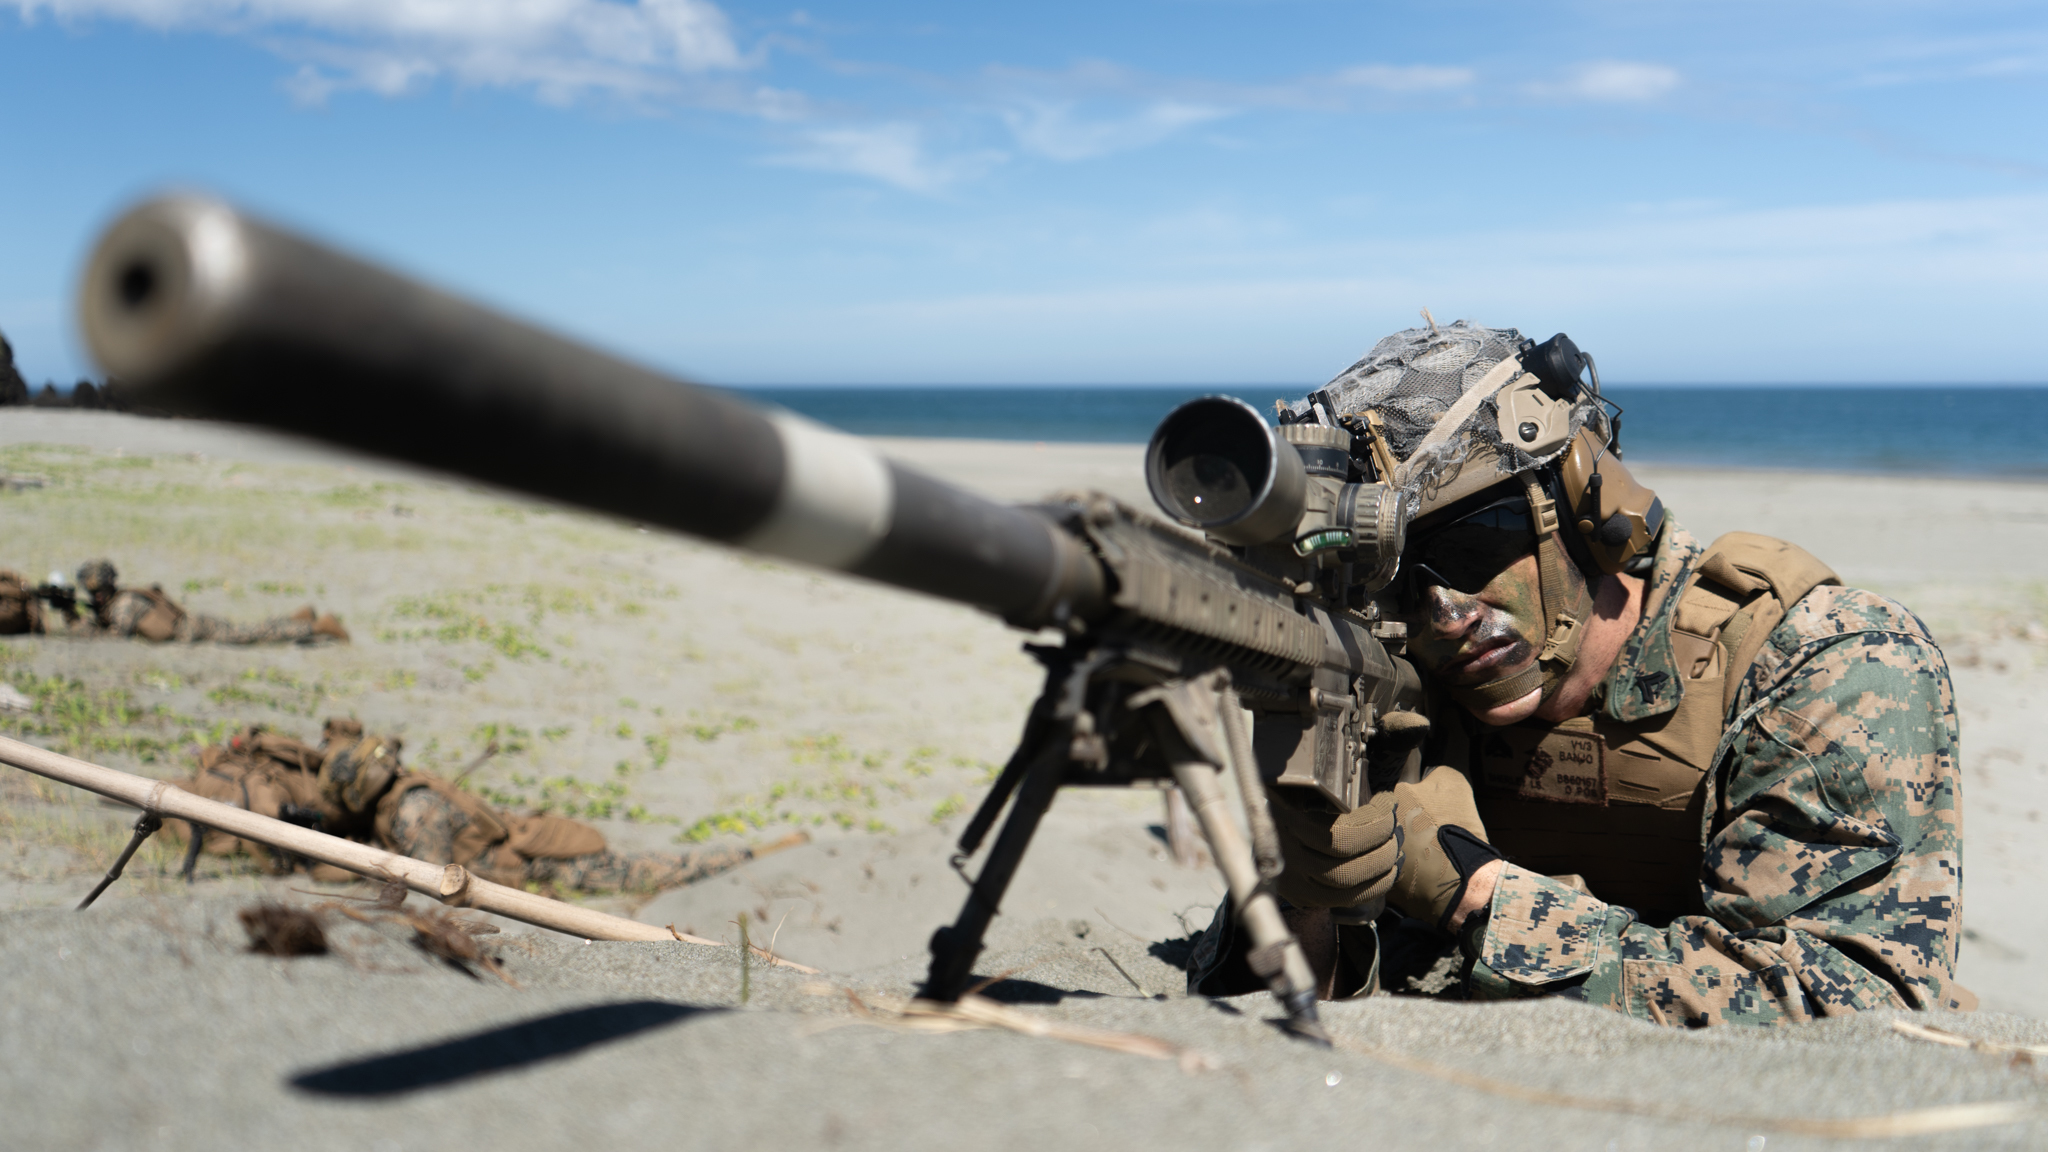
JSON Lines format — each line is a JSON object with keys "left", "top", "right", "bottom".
{"left": 1266, "top": 788, "right": 1401, "bottom": 909}
{"left": 1268, "top": 762, "right": 1500, "bottom": 930}
{"left": 1382, "top": 764, "right": 1501, "bottom": 931}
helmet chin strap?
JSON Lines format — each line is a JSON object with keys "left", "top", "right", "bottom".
{"left": 1448, "top": 475, "right": 1593, "bottom": 716}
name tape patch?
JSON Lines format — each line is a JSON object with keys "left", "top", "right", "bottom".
{"left": 1481, "top": 726, "right": 1606, "bottom": 806}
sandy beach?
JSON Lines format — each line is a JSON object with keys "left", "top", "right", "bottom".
{"left": 4, "top": 408, "right": 2047, "bottom": 1150}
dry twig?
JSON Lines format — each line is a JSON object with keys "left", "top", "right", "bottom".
{"left": 1892, "top": 1019, "right": 2048, "bottom": 1061}
{"left": 401, "top": 905, "right": 517, "bottom": 986}
{"left": 795, "top": 984, "right": 1202, "bottom": 1066}
{"left": 907, "top": 995, "right": 1183, "bottom": 1061}
{"left": 666, "top": 922, "right": 821, "bottom": 974}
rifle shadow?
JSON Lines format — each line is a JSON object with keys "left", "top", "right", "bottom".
{"left": 290, "top": 1000, "right": 717, "bottom": 1097}
{"left": 970, "top": 978, "right": 1107, "bottom": 1005}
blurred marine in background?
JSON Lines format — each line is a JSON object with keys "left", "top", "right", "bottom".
{"left": 1199, "top": 320, "right": 1969, "bottom": 1026}
{"left": 167, "top": 718, "right": 797, "bottom": 896}
{"left": 15, "top": 559, "right": 350, "bottom": 644}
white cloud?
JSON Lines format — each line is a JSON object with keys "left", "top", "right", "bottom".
{"left": 10, "top": 0, "right": 744, "bottom": 101}
{"left": 1001, "top": 101, "right": 1227, "bottom": 162}
{"left": 766, "top": 123, "right": 1001, "bottom": 193}
{"left": 1331, "top": 64, "right": 1474, "bottom": 93}
{"left": 1552, "top": 60, "right": 1682, "bottom": 103}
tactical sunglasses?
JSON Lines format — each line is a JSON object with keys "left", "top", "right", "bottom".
{"left": 1391, "top": 493, "right": 1536, "bottom": 603}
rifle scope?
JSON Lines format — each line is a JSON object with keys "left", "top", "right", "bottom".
{"left": 1146, "top": 396, "right": 1408, "bottom": 588}
{"left": 1145, "top": 396, "right": 1306, "bottom": 546}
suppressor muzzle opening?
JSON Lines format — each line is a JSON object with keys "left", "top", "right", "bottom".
{"left": 80, "top": 196, "right": 254, "bottom": 387}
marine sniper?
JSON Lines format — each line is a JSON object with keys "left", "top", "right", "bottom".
{"left": 1193, "top": 321, "right": 1966, "bottom": 1026}
{"left": 66, "top": 195, "right": 1968, "bottom": 1032}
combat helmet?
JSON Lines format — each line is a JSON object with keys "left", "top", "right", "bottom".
{"left": 75, "top": 559, "right": 118, "bottom": 598}
{"left": 318, "top": 718, "right": 404, "bottom": 817}
{"left": 1292, "top": 318, "right": 1663, "bottom": 710}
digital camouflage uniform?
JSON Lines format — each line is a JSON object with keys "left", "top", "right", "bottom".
{"left": 1456, "top": 516, "right": 1967, "bottom": 1025}
{"left": 171, "top": 719, "right": 760, "bottom": 897}
{"left": 383, "top": 782, "right": 756, "bottom": 894}
{"left": 96, "top": 588, "right": 337, "bottom": 645}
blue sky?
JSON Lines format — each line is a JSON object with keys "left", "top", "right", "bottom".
{"left": 2, "top": 1, "right": 2044, "bottom": 387}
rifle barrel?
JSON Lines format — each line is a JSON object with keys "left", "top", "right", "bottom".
{"left": 78, "top": 196, "right": 1101, "bottom": 628}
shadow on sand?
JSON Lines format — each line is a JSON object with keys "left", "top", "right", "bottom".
{"left": 291, "top": 1000, "right": 718, "bottom": 1097}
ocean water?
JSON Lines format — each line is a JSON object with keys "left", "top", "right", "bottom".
{"left": 738, "top": 385, "right": 2048, "bottom": 478}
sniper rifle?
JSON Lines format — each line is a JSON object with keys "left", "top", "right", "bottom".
{"left": 74, "top": 196, "right": 1426, "bottom": 1042}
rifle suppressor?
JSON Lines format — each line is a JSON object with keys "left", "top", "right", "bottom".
{"left": 79, "top": 196, "right": 1103, "bottom": 629}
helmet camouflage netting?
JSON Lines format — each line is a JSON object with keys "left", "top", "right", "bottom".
{"left": 1291, "top": 320, "right": 1607, "bottom": 513}
{"left": 76, "top": 559, "right": 118, "bottom": 593}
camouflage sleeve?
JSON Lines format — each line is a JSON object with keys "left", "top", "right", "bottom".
{"left": 1465, "top": 587, "right": 1964, "bottom": 1026}
{"left": 184, "top": 614, "right": 315, "bottom": 644}
{"left": 103, "top": 590, "right": 153, "bottom": 636}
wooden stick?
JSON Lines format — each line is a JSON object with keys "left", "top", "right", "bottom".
{"left": 0, "top": 734, "right": 719, "bottom": 947}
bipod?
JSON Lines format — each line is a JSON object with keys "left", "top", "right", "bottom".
{"left": 179, "top": 821, "right": 206, "bottom": 882}
{"left": 920, "top": 655, "right": 1330, "bottom": 1046}
{"left": 77, "top": 810, "right": 163, "bottom": 910}
{"left": 922, "top": 645, "right": 1103, "bottom": 1004}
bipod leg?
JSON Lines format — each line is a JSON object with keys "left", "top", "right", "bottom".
{"left": 922, "top": 738, "right": 1066, "bottom": 1002}
{"left": 1172, "top": 759, "right": 1329, "bottom": 1044}
{"left": 179, "top": 821, "right": 206, "bottom": 883}
{"left": 1135, "top": 675, "right": 1327, "bottom": 1043}
{"left": 953, "top": 700, "right": 1049, "bottom": 863}
{"left": 954, "top": 646, "right": 1108, "bottom": 862}
{"left": 77, "top": 810, "right": 163, "bottom": 910}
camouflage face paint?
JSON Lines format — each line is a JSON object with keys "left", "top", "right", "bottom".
{"left": 1399, "top": 550, "right": 1590, "bottom": 695}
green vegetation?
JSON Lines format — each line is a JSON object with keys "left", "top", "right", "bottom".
{"left": 202, "top": 667, "right": 330, "bottom": 717}
{"left": 1, "top": 671, "right": 201, "bottom": 763}
{"left": 687, "top": 714, "right": 757, "bottom": 742}
{"left": 320, "top": 481, "right": 410, "bottom": 508}
{"left": 674, "top": 731, "right": 950, "bottom": 843}
{"left": 476, "top": 773, "right": 630, "bottom": 821}
{"left": 470, "top": 721, "right": 532, "bottom": 755}
{"left": 383, "top": 591, "right": 550, "bottom": 661}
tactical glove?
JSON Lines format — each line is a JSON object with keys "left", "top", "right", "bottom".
{"left": 1266, "top": 788, "right": 1401, "bottom": 909}
{"left": 1267, "top": 763, "right": 1501, "bottom": 930}
{"left": 1383, "top": 764, "right": 1501, "bottom": 931}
